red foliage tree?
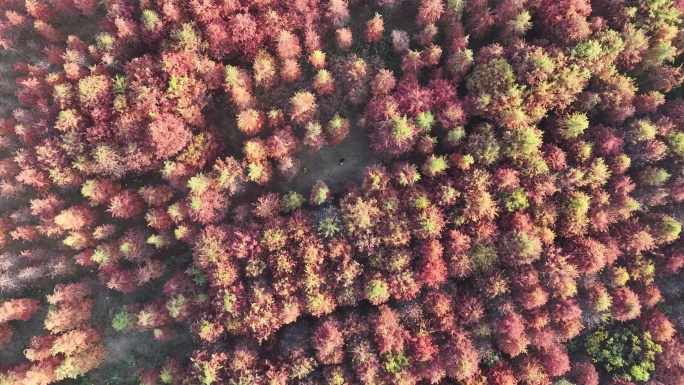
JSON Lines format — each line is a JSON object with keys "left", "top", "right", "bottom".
{"left": 34, "top": 20, "right": 63, "bottom": 43}
{"left": 410, "top": 331, "right": 438, "bottom": 362}
{"left": 47, "top": 282, "right": 92, "bottom": 305}
{"left": 536, "top": 0, "right": 592, "bottom": 44}
{"left": 568, "top": 360, "right": 599, "bottom": 385}
{"left": 535, "top": 344, "right": 571, "bottom": 377}
{"left": 237, "top": 109, "right": 265, "bottom": 136}
{"left": 79, "top": 179, "right": 121, "bottom": 206}
{"left": 326, "top": 0, "right": 349, "bottom": 27}
{"left": 309, "top": 50, "right": 326, "bottom": 69}
{"left": 391, "top": 30, "right": 410, "bottom": 53}
{"left": 276, "top": 30, "right": 301, "bottom": 60}
{"left": 442, "top": 329, "right": 480, "bottom": 381}
{"left": 372, "top": 305, "right": 407, "bottom": 355}
{"left": 44, "top": 299, "right": 94, "bottom": 333}
{"left": 335, "top": 28, "right": 352, "bottom": 50}
{"left": 486, "top": 361, "right": 517, "bottom": 385}
{"left": 417, "top": 0, "right": 444, "bottom": 26}
{"left": 149, "top": 114, "right": 192, "bottom": 158}
{"left": 0, "top": 298, "right": 40, "bottom": 322}
{"left": 290, "top": 91, "right": 317, "bottom": 125}
{"left": 494, "top": 307, "right": 530, "bottom": 357}
{"left": 106, "top": 268, "right": 138, "bottom": 293}
{"left": 640, "top": 310, "right": 676, "bottom": 343}
{"left": 611, "top": 286, "right": 642, "bottom": 321}
{"left": 309, "top": 180, "right": 330, "bottom": 206}
{"left": 53, "top": 205, "right": 97, "bottom": 232}
{"left": 419, "top": 239, "right": 447, "bottom": 288}
{"left": 365, "top": 14, "right": 384, "bottom": 43}
{"left": 325, "top": 115, "right": 350, "bottom": 147}
{"left": 108, "top": 190, "right": 145, "bottom": 219}
{"left": 312, "top": 319, "right": 345, "bottom": 364}
{"left": 313, "top": 69, "right": 335, "bottom": 95}
{"left": 280, "top": 59, "right": 301, "bottom": 82}
{"left": 371, "top": 69, "right": 396, "bottom": 96}
{"left": 50, "top": 324, "right": 100, "bottom": 356}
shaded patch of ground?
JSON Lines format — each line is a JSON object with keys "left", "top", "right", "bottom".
{"left": 278, "top": 124, "right": 380, "bottom": 196}
{"left": 75, "top": 254, "right": 196, "bottom": 385}
{"left": 75, "top": 323, "right": 194, "bottom": 385}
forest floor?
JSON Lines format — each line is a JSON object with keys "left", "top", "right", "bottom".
{"left": 80, "top": 281, "right": 195, "bottom": 385}
{"left": 279, "top": 123, "right": 380, "bottom": 195}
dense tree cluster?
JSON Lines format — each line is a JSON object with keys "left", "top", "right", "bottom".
{"left": 0, "top": 0, "right": 683, "bottom": 384}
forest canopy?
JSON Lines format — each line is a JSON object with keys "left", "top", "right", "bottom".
{"left": 0, "top": 0, "right": 684, "bottom": 384}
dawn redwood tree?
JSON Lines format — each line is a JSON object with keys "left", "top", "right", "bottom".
{"left": 335, "top": 28, "right": 352, "bottom": 50}
{"left": 53, "top": 206, "right": 97, "bottom": 232}
{"left": 640, "top": 310, "right": 676, "bottom": 343}
{"left": 266, "top": 128, "right": 297, "bottom": 159}
{"left": 80, "top": 179, "right": 121, "bottom": 206}
{"left": 309, "top": 180, "right": 330, "bottom": 206}
{"left": 611, "top": 286, "right": 642, "bottom": 321}
{"left": 280, "top": 59, "right": 301, "bottom": 82}
{"left": 148, "top": 114, "right": 192, "bottom": 158}
{"left": 371, "top": 305, "right": 407, "bottom": 355}
{"left": 419, "top": 239, "right": 447, "bottom": 288}
{"left": 44, "top": 299, "right": 94, "bottom": 333}
{"left": 494, "top": 305, "right": 530, "bottom": 357}
{"left": 290, "top": 91, "right": 317, "bottom": 125}
{"left": 47, "top": 282, "right": 92, "bottom": 305}
{"left": 309, "top": 50, "right": 326, "bottom": 69}
{"left": 54, "top": 344, "right": 107, "bottom": 381}
{"left": 313, "top": 69, "right": 335, "bottom": 96}
{"left": 371, "top": 70, "right": 396, "bottom": 96}
{"left": 534, "top": 343, "right": 571, "bottom": 377}
{"left": 108, "top": 190, "right": 145, "bottom": 219}
{"left": 369, "top": 115, "right": 419, "bottom": 156}
{"left": 325, "top": 115, "right": 350, "bottom": 146}
{"left": 485, "top": 361, "right": 517, "bottom": 385}
{"left": 253, "top": 51, "right": 278, "bottom": 89}
{"left": 49, "top": 324, "right": 100, "bottom": 357}
{"left": 106, "top": 269, "right": 138, "bottom": 293}
{"left": 33, "top": 20, "right": 64, "bottom": 43}
{"left": 417, "top": 0, "right": 444, "bottom": 27}
{"left": 0, "top": 298, "right": 40, "bottom": 322}
{"left": 327, "top": 0, "right": 349, "bottom": 27}
{"left": 537, "top": 0, "right": 592, "bottom": 44}
{"left": 568, "top": 360, "right": 599, "bottom": 385}
{"left": 276, "top": 30, "right": 301, "bottom": 60}
{"left": 365, "top": 14, "right": 384, "bottom": 44}
{"left": 312, "top": 319, "right": 345, "bottom": 364}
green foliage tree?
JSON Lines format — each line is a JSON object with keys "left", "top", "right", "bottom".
{"left": 365, "top": 277, "right": 390, "bottom": 305}
{"left": 667, "top": 132, "right": 684, "bottom": 156}
{"left": 557, "top": 113, "right": 589, "bottom": 139}
{"left": 281, "top": 192, "right": 305, "bottom": 213}
{"left": 503, "top": 188, "right": 529, "bottom": 212}
{"left": 585, "top": 324, "right": 661, "bottom": 382}
{"left": 384, "top": 351, "right": 409, "bottom": 374}
{"left": 318, "top": 215, "right": 342, "bottom": 238}
{"left": 415, "top": 111, "right": 435, "bottom": 133}
{"left": 112, "top": 310, "right": 135, "bottom": 332}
